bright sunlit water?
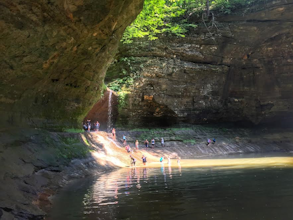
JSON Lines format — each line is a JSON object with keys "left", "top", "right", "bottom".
{"left": 47, "top": 155, "right": 293, "bottom": 220}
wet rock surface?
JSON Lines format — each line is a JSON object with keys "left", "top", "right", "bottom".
{"left": 106, "top": 0, "right": 293, "bottom": 127}
{"left": 84, "top": 89, "right": 119, "bottom": 131}
{"left": 116, "top": 126, "right": 293, "bottom": 158}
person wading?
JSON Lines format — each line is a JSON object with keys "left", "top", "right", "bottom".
{"left": 130, "top": 155, "right": 136, "bottom": 167}
{"left": 142, "top": 155, "right": 147, "bottom": 165}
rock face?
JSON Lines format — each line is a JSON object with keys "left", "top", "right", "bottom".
{"left": 84, "top": 89, "right": 118, "bottom": 131}
{"left": 106, "top": 0, "right": 293, "bottom": 127}
{"left": 0, "top": 0, "right": 143, "bottom": 129}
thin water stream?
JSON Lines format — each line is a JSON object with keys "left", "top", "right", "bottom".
{"left": 107, "top": 90, "right": 113, "bottom": 133}
{"left": 47, "top": 154, "right": 293, "bottom": 220}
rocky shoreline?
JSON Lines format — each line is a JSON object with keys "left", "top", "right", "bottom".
{"left": 1, "top": 126, "right": 293, "bottom": 219}
{"left": 0, "top": 129, "right": 116, "bottom": 220}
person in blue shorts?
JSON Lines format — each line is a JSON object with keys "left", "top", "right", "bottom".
{"left": 144, "top": 139, "right": 149, "bottom": 148}
{"left": 142, "top": 155, "right": 147, "bottom": 165}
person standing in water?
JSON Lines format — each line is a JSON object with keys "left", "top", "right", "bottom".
{"left": 177, "top": 157, "right": 181, "bottom": 165}
{"left": 160, "top": 156, "right": 164, "bottom": 163}
{"left": 130, "top": 155, "right": 136, "bottom": 167}
{"left": 142, "top": 155, "right": 147, "bottom": 165}
{"left": 167, "top": 156, "right": 171, "bottom": 166}
{"left": 135, "top": 140, "right": 139, "bottom": 150}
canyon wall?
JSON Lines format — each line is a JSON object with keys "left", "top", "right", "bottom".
{"left": 106, "top": 0, "right": 293, "bottom": 127}
{"left": 0, "top": 0, "right": 143, "bottom": 130}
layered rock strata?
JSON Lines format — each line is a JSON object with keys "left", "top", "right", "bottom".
{"left": 0, "top": 0, "right": 143, "bottom": 129}
{"left": 106, "top": 0, "right": 293, "bottom": 127}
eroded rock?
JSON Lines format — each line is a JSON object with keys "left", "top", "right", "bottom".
{"left": 0, "top": 0, "right": 144, "bottom": 129}
{"left": 106, "top": 0, "right": 293, "bottom": 127}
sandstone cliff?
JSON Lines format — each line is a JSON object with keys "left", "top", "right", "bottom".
{"left": 106, "top": 0, "right": 293, "bottom": 127}
{"left": 0, "top": 0, "right": 143, "bottom": 129}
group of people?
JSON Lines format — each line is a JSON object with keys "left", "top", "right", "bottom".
{"left": 160, "top": 156, "right": 180, "bottom": 165}
{"left": 145, "top": 138, "right": 165, "bottom": 148}
{"left": 206, "top": 138, "right": 216, "bottom": 146}
{"left": 130, "top": 154, "right": 146, "bottom": 166}
{"left": 130, "top": 154, "right": 181, "bottom": 167}
{"left": 83, "top": 121, "right": 215, "bottom": 149}
{"left": 126, "top": 137, "right": 165, "bottom": 149}
{"left": 122, "top": 137, "right": 165, "bottom": 155}
{"left": 83, "top": 119, "right": 100, "bottom": 132}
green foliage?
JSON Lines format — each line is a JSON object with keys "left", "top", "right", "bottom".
{"left": 169, "top": 127, "right": 193, "bottom": 131}
{"left": 107, "top": 57, "right": 142, "bottom": 92}
{"left": 82, "top": 137, "right": 90, "bottom": 146}
{"left": 211, "top": 0, "right": 257, "bottom": 14}
{"left": 63, "top": 128, "right": 84, "bottom": 133}
{"left": 122, "top": 0, "right": 257, "bottom": 43}
{"left": 122, "top": 0, "right": 191, "bottom": 44}
{"left": 107, "top": 76, "right": 134, "bottom": 92}
{"left": 131, "top": 128, "right": 150, "bottom": 132}
{"left": 57, "top": 136, "right": 89, "bottom": 160}
{"left": 183, "top": 139, "right": 196, "bottom": 144}
{"left": 118, "top": 91, "right": 129, "bottom": 111}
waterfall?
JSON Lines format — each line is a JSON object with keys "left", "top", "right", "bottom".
{"left": 107, "top": 90, "right": 113, "bottom": 133}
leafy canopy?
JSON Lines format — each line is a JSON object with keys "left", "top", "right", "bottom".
{"left": 121, "top": 0, "right": 258, "bottom": 44}
{"left": 121, "top": 0, "right": 196, "bottom": 44}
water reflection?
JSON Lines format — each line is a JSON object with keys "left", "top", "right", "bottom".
{"left": 48, "top": 156, "right": 293, "bottom": 220}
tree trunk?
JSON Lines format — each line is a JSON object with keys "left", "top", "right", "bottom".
{"left": 206, "top": 0, "right": 210, "bottom": 17}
